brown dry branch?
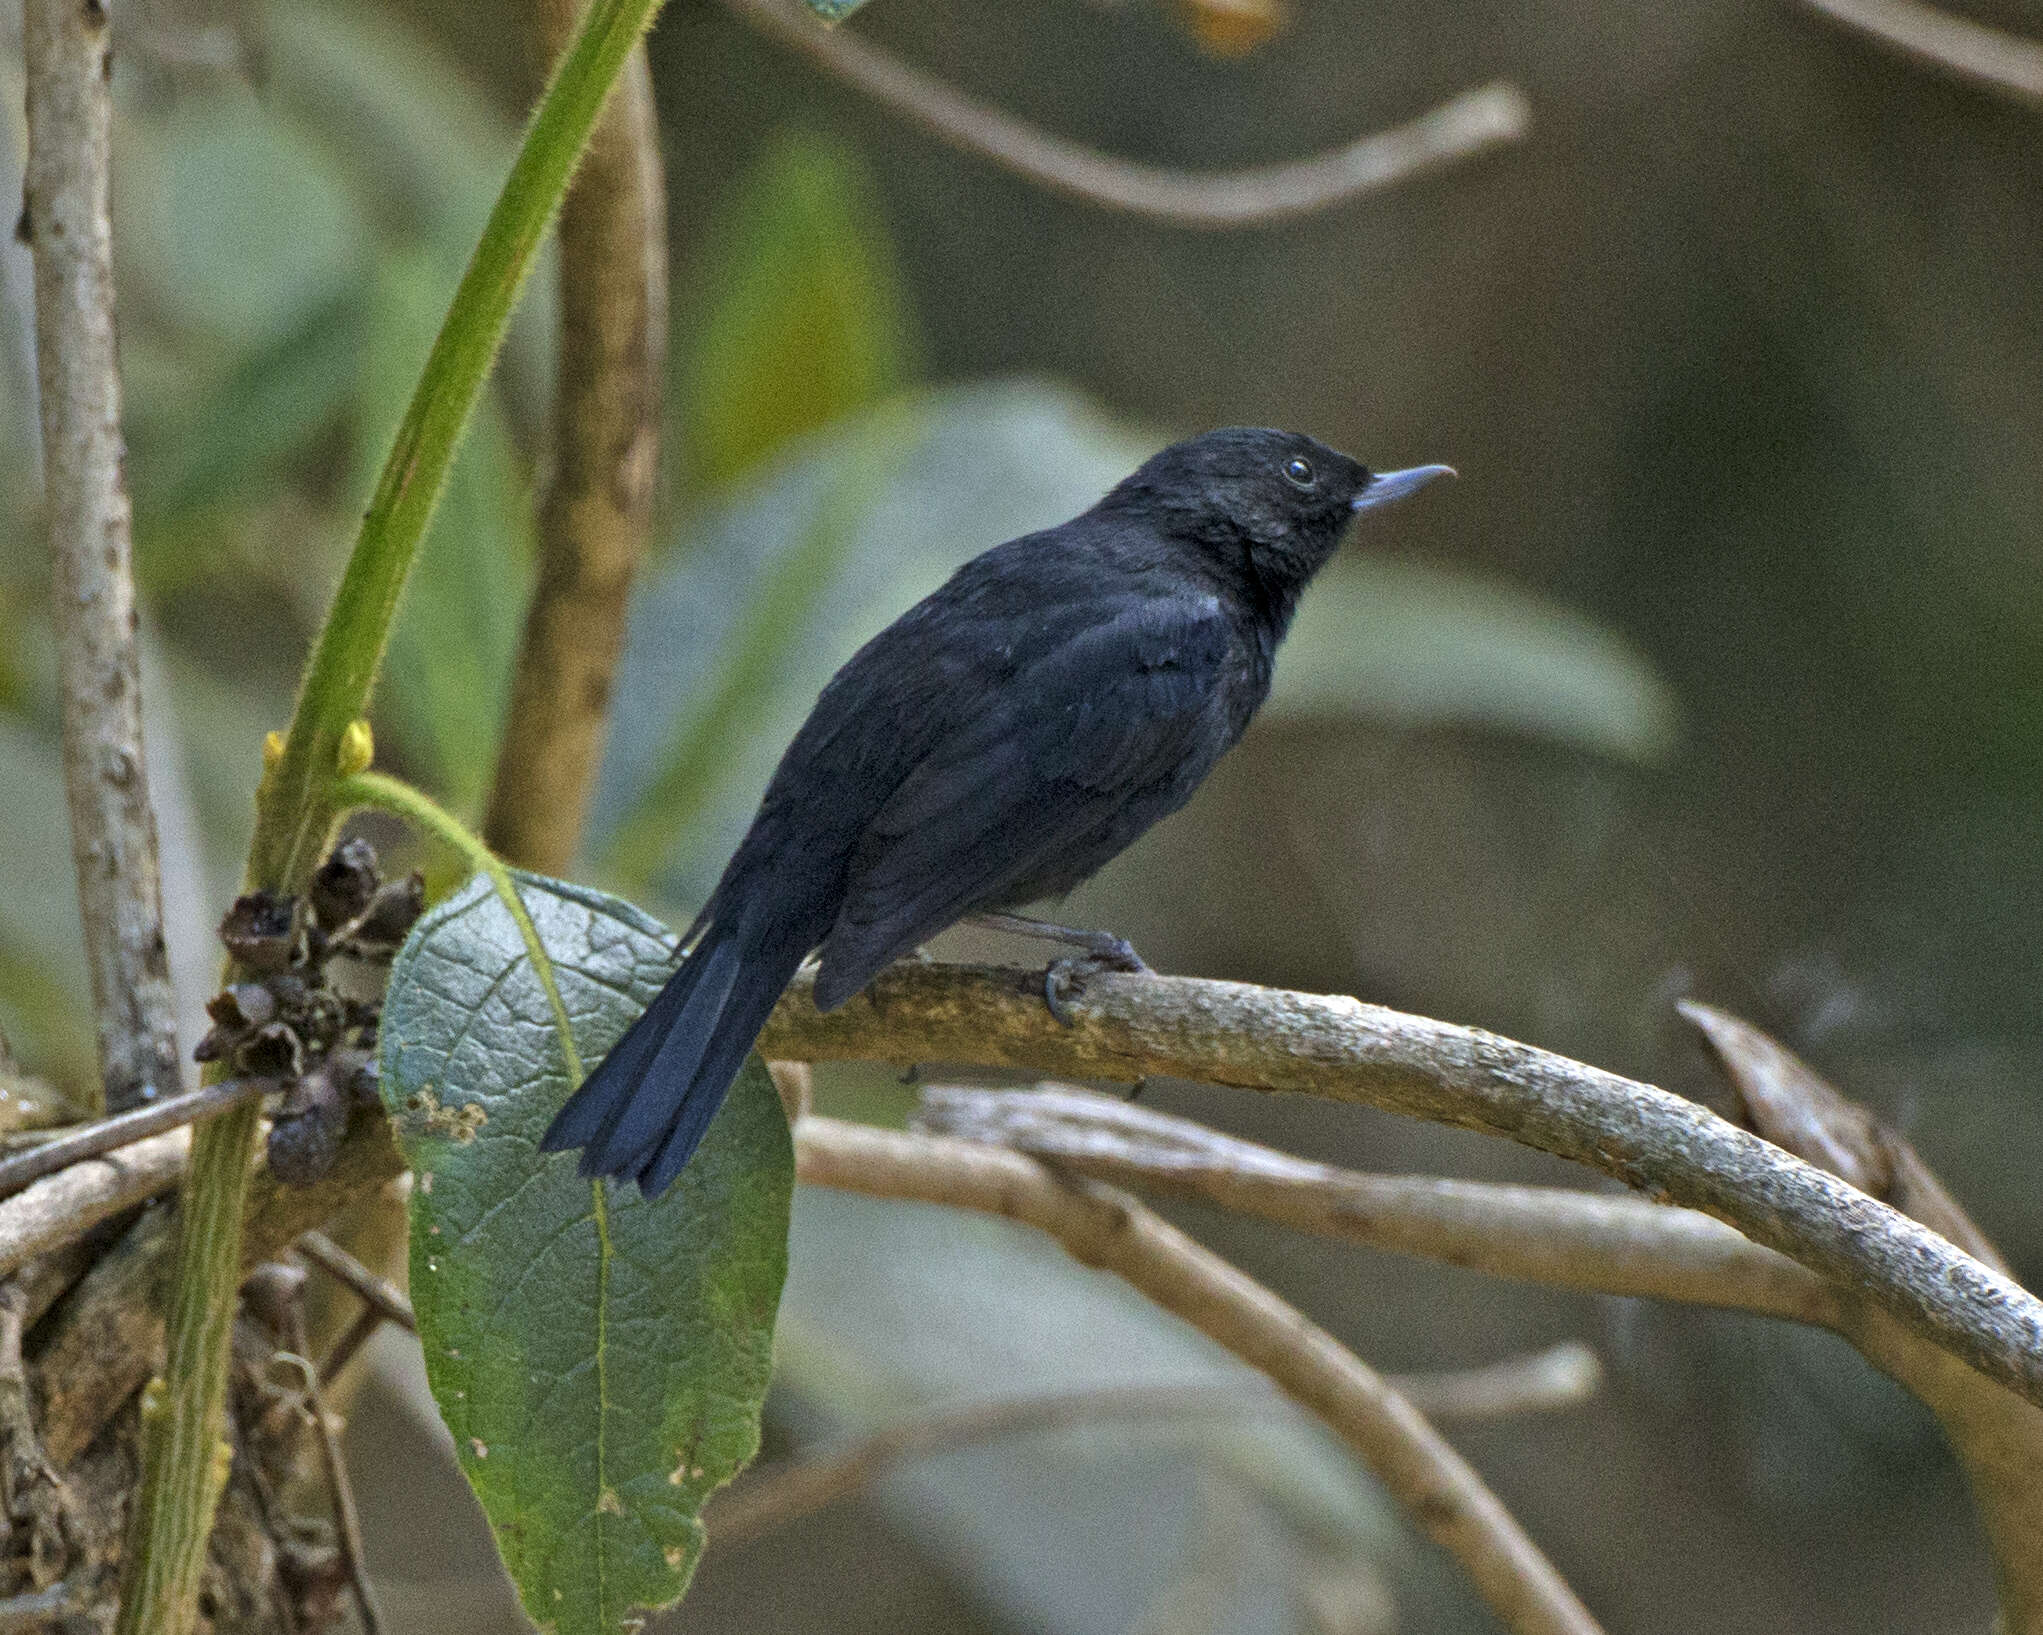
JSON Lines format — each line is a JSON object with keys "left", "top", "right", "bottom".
{"left": 20, "top": 0, "right": 182, "bottom": 1115}
{"left": 915, "top": 1083, "right": 1835, "bottom": 1324}
{"left": 484, "top": 7, "right": 668, "bottom": 874}
{"left": 0, "top": 1078, "right": 270, "bottom": 1205}
{"left": 712, "top": 1341, "right": 1598, "bottom": 1551}
{"left": 796, "top": 1115, "right": 1603, "bottom": 1635}
{"left": 1680, "top": 1002, "right": 2043, "bottom": 1635}
{"left": 1800, "top": 0, "right": 2043, "bottom": 106}
{"left": 722, "top": 0, "right": 1530, "bottom": 227}
{"left": 757, "top": 963, "right": 2043, "bottom": 1406}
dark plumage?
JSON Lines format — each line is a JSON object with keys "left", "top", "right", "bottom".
{"left": 542, "top": 428, "right": 1452, "bottom": 1194}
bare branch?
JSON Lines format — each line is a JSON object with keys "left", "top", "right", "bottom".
{"left": 1392, "top": 1342, "right": 1602, "bottom": 1424}
{"left": 1800, "top": 0, "right": 2043, "bottom": 107}
{"left": 484, "top": 11, "right": 667, "bottom": 873}
{"left": 796, "top": 1116, "right": 1603, "bottom": 1635}
{"left": 709, "top": 1382, "right": 1282, "bottom": 1552}
{"left": 915, "top": 1083, "right": 1835, "bottom": 1325}
{"left": 21, "top": 0, "right": 182, "bottom": 1113}
{"left": 0, "top": 1128, "right": 187, "bottom": 1282}
{"left": 721, "top": 0, "right": 1531, "bottom": 227}
{"left": 756, "top": 963, "right": 2043, "bottom": 1407}
{"left": 0, "top": 1078, "right": 269, "bottom": 1205}
{"left": 294, "top": 1230, "right": 416, "bottom": 1335}
{"left": 1681, "top": 1003, "right": 2043, "bottom": 1635}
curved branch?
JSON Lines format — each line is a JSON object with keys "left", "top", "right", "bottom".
{"left": 1800, "top": 0, "right": 2043, "bottom": 107}
{"left": 722, "top": 0, "right": 1531, "bottom": 227}
{"left": 755, "top": 962, "right": 2043, "bottom": 1407}
{"left": 913, "top": 1083, "right": 1836, "bottom": 1325}
{"left": 796, "top": 1116, "right": 1603, "bottom": 1635}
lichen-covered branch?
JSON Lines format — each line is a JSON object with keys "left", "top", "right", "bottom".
{"left": 484, "top": 10, "right": 667, "bottom": 873}
{"left": 796, "top": 1116, "right": 1603, "bottom": 1635}
{"left": 756, "top": 962, "right": 2043, "bottom": 1407}
{"left": 20, "top": 0, "right": 181, "bottom": 1116}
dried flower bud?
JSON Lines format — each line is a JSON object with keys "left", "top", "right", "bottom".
{"left": 219, "top": 891, "right": 303, "bottom": 975}
{"left": 310, "top": 837, "right": 382, "bottom": 930}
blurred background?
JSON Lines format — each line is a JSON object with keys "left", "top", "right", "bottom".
{"left": 4, "top": 0, "right": 2042, "bottom": 1628}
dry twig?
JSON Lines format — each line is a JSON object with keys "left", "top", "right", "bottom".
{"left": 915, "top": 1083, "right": 1834, "bottom": 1324}
{"left": 797, "top": 1116, "right": 1603, "bottom": 1635}
{"left": 484, "top": 9, "right": 668, "bottom": 872}
{"left": 20, "top": 0, "right": 182, "bottom": 1114}
{"left": 758, "top": 963, "right": 2043, "bottom": 1406}
{"left": 1800, "top": 0, "right": 2043, "bottom": 106}
{"left": 723, "top": 0, "right": 1530, "bottom": 227}
{"left": 294, "top": 1231, "right": 415, "bottom": 1335}
{"left": 0, "top": 1078, "right": 269, "bottom": 1205}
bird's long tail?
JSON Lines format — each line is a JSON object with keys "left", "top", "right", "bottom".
{"left": 539, "top": 915, "right": 808, "bottom": 1197}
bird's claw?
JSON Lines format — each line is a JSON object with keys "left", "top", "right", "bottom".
{"left": 1041, "top": 937, "right": 1149, "bottom": 1027}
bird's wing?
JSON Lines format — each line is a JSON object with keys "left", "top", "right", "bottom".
{"left": 812, "top": 594, "right": 1238, "bottom": 1006}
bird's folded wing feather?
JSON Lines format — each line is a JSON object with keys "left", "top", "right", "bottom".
{"left": 813, "top": 597, "right": 1237, "bottom": 1001}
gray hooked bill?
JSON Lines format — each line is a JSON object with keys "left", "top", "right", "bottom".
{"left": 1351, "top": 463, "right": 1457, "bottom": 511}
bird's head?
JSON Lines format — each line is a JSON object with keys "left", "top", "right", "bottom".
{"left": 1105, "top": 427, "right": 1453, "bottom": 622}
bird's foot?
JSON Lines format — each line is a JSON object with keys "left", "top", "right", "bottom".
{"left": 1041, "top": 933, "right": 1149, "bottom": 1027}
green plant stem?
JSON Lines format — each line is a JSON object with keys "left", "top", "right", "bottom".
{"left": 117, "top": 1, "right": 670, "bottom": 1627}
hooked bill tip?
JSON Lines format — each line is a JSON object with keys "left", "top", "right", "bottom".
{"left": 1352, "top": 463, "right": 1456, "bottom": 511}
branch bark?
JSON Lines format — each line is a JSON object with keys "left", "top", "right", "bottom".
{"left": 755, "top": 962, "right": 2043, "bottom": 1408}
{"left": 484, "top": 11, "right": 668, "bottom": 873}
{"left": 21, "top": 0, "right": 182, "bottom": 1116}
{"left": 796, "top": 1116, "right": 1603, "bottom": 1635}
{"left": 1680, "top": 1002, "right": 2043, "bottom": 1635}
{"left": 913, "top": 1083, "right": 1835, "bottom": 1325}
{"left": 1800, "top": 0, "right": 2043, "bottom": 106}
{"left": 723, "top": 0, "right": 1530, "bottom": 227}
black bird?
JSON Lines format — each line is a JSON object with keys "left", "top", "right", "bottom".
{"left": 543, "top": 428, "right": 1452, "bottom": 1194}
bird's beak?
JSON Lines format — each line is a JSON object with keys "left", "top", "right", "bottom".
{"left": 1351, "top": 463, "right": 1456, "bottom": 512}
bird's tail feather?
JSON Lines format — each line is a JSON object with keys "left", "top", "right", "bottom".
{"left": 539, "top": 919, "right": 804, "bottom": 1196}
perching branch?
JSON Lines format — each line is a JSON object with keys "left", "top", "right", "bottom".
{"left": 722, "top": 0, "right": 1531, "bottom": 227}
{"left": 796, "top": 1116, "right": 1603, "bottom": 1635}
{"left": 1800, "top": 0, "right": 2043, "bottom": 107}
{"left": 0, "top": 1077, "right": 269, "bottom": 1205}
{"left": 20, "top": 0, "right": 182, "bottom": 1116}
{"left": 912, "top": 1083, "right": 1835, "bottom": 1325}
{"left": 484, "top": 7, "right": 668, "bottom": 873}
{"left": 756, "top": 962, "right": 2043, "bottom": 1408}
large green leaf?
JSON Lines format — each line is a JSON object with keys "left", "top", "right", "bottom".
{"left": 677, "top": 130, "right": 915, "bottom": 496}
{"left": 378, "top": 872, "right": 793, "bottom": 1629}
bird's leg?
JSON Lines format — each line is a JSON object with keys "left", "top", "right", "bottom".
{"left": 961, "top": 913, "right": 1150, "bottom": 1026}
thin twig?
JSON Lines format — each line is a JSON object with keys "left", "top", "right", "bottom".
{"left": 1388, "top": 1342, "right": 1602, "bottom": 1424}
{"left": 796, "top": 1116, "right": 1603, "bottom": 1635}
{"left": 0, "top": 1078, "right": 270, "bottom": 1205}
{"left": 711, "top": 1350, "right": 1593, "bottom": 1552}
{"left": 316, "top": 1306, "right": 387, "bottom": 1388}
{"left": 722, "top": 0, "right": 1531, "bottom": 227}
{"left": 256, "top": 1265, "right": 384, "bottom": 1635}
{"left": 1800, "top": 0, "right": 2043, "bottom": 106}
{"left": 914, "top": 1083, "right": 1835, "bottom": 1324}
{"left": 295, "top": 1230, "right": 416, "bottom": 1334}
{"left": 757, "top": 963, "right": 2043, "bottom": 1407}
{"left": 21, "top": 0, "right": 182, "bottom": 1114}
{"left": 483, "top": 9, "right": 667, "bottom": 873}
{"left": 709, "top": 1382, "right": 1282, "bottom": 1551}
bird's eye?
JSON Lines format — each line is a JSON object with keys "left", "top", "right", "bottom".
{"left": 1282, "top": 457, "right": 1316, "bottom": 488}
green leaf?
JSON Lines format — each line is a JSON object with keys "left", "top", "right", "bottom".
{"left": 379, "top": 872, "right": 794, "bottom": 1629}
{"left": 1271, "top": 556, "right": 1683, "bottom": 765}
{"left": 678, "top": 130, "right": 915, "bottom": 495}
{"left": 356, "top": 250, "right": 534, "bottom": 814}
